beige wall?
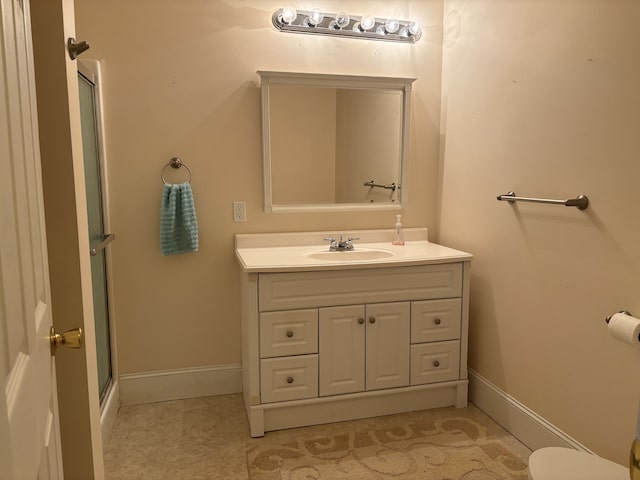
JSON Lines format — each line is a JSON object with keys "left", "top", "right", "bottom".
{"left": 73, "top": 1, "right": 443, "bottom": 373}
{"left": 439, "top": 0, "right": 640, "bottom": 464}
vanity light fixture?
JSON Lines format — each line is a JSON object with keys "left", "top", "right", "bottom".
{"left": 272, "top": 7, "right": 422, "bottom": 43}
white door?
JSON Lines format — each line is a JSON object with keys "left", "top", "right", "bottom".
{"left": 365, "top": 302, "right": 411, "bottom": 391}
{"left": 319, "top": 305, "right": 365, "bottom": 396}
{"left": 0, "top": 0, "right": 64, "bottom": 477}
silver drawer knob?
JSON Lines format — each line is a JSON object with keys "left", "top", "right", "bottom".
{"left": 434, "top": 318, "right": 441, "bottom": 325}
{"left": 286, "top": 376, "right": 294, "bottom": 384}
{"left": 286, "top": 330, "right": 294, "bottom": 338}
{"left": 433, "top": 360, "right": 440, "bottom": 367}
{"left": 369, "top": 317, "right": 376, "bottom": 324}
{"left": 358, "top": 318, "right": 365, "bottom": 324}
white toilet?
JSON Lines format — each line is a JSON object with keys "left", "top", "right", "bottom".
{"left": 527, "top": 447, "right": 629, "bottom": 480}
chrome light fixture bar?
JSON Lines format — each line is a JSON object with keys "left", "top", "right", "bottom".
{"left": 272, "top": 7, "right": 422, "bottom": 43}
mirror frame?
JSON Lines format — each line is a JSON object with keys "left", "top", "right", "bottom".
{"left": 259, "top": 71, "right": 415, "bottom": 213}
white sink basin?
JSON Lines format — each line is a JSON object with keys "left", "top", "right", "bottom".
{"left": 306, "top": 248, "right": 397, "bottom": 262}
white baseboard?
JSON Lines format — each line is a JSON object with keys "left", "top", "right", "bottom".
{"left": 100, "top": 379, "right": 120, "bottom": 446}
{"left": 119, "top": 364, "right": 242, "bottom": 406}
{"left": 468, "top": 368, "right": 592, "bottom": 453}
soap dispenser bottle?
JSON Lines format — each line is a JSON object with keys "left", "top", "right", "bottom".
{"left": 392, "top": 214, "right": 405, "bottom": 245}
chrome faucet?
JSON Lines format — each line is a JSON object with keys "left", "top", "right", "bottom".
{"left": 323, "top": 235, "right": 359, "bottom": 251}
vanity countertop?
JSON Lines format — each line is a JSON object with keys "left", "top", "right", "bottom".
{"left": 235, "top": 228, "right": 472, "bottom": 273}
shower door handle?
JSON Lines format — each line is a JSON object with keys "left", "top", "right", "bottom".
{"left": 90, "top": 233, "right": 115, "bottom": 257}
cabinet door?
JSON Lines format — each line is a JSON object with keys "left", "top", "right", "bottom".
{"left": 319, "top": 305, "right": 365, "bottom": 396}
{"left": 366, "top": 302, "right": 410, "bottom": 391}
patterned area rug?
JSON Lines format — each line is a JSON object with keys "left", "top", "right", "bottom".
{"left": 247, "top": 408, "right": 529, "bottom": 480}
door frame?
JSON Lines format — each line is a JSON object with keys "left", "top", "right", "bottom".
{"left": 30, "top": 0, "right": 105, "bottom": 477}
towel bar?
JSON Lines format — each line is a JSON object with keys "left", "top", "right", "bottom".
{"left": 496, "top": 191, "right": 589, "bottom": 210}
{"left": 363, "top": 180, "right": 397, "bottom": 191}
{"left": 161, "top": 157, "right": 192, "bottom": 184}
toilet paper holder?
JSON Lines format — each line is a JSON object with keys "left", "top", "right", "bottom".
{"left": 605, "top": 310, "right": 633, "bottom": 324}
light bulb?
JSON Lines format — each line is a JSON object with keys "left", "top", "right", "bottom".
{"left": 307, "top": 8, "right": 324, "bottom": 26}
{"left": 280, "top": 7, "right": 297, "bottom": 25}
{"left": 408, "top": 20, "right": 422, "bottom": 36}
{"left": 360, "top": 14, "right": 376, "bottom": 31}
{"left": 400, "top": 20, "right": 422, "bottom": 38}
{"left": 384, "top": 18, "right": 400, "bottom": 34}
{"left": 334, "top": 11, "right": 350, "bottom": 29}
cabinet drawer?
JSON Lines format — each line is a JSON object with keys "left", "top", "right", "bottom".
{"left": 259, "top": 263, "right": 463, "bottom": 312}
{"left": 260, "top": 354, "right": 318, "bottom": 403}
{"left": 411, "top": 298, "right": 462, "bottom": 343}
{"left": 410, "top": 341, "right": 460, "bottom": 385}
{"left": 260, "top": 309, "right": 318, "bottom": 358}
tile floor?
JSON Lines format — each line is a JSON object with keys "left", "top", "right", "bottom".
{"left": 103, "top": 394, "right": 531, "bottom": 479}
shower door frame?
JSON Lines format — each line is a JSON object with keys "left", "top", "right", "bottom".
{"left": 78, "top": 59, "right": 120, "bottom": 444}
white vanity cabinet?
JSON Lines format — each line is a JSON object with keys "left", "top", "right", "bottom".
{"left": 237, "top": 231, "right": 472, "bottom": 438}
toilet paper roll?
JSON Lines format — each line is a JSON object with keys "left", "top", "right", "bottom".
{"left": 608, "top": 312, "right": 640, "bottom": 346}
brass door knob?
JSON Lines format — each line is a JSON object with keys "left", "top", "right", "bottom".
{"left": 631, "top": 439, "right": 640, "bottom": 480}
{"left": 50, "top": 327, "right": 83, "bottom": 356}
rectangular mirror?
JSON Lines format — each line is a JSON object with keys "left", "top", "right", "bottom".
{"left": 259, "top": 71, "right": 415, "bottom": 213}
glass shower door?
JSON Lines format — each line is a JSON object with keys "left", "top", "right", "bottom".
{"left": 78, "top": 70, "right": 113, "bottom": 404}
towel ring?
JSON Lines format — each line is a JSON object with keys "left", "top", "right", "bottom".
{"left": 161, "top": 157, "right": 192, "bottom": 185}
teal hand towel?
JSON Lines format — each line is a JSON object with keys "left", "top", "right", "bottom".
{"left": 160, "top": 182, "right": 199, "bottom": 256}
